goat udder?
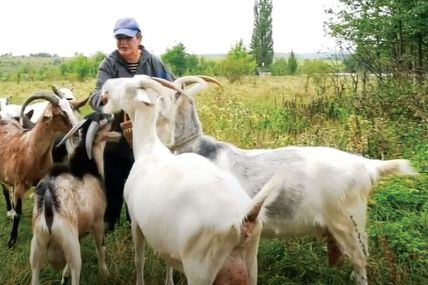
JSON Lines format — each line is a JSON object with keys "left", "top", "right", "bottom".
{"left": 213, "top": 253, "right": 249, "bottom": 285}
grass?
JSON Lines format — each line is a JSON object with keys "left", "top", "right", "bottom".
{"left": 0, "top": 75, "right": 427, "bottom": 284}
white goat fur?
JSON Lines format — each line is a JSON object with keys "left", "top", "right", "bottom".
{"left": 154, "top": 76, "right": 419, "bottom": 285}
{"left": 0, "top": 96, "right": 11, "bottom": 110}
{"left": 0, "top": 87, "right": 76, "bottom": 122}
{"left": 101, "top": 76, "right": 280, "bottom": 285}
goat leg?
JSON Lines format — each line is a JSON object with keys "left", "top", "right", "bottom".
{"left": 8, "top": 197, "right": 22, "bottom": 248}
{"left": 326, "top": 231, "right": 344, "bottom": 267}
{"left": 1, "top": 183, "right": 13, "bottom": 213}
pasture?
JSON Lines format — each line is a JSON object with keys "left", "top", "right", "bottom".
{"left": 0, "top": 75, "right": 426, "bottom": 284}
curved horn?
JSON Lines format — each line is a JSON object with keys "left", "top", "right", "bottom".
{"left": 174, "top": 76, "right": 222, "bottom": 98}
{"left": 149, "top": 77, "right": 184, "bottom": 94}
{"left": 70, "top": 95, "right": 90, "bottom": 110}
{"left": 55, "top": 118, "right": 87, "bottom": 147}
{"left": 85, "top": 120, "right": 100, "bottom": 160}
{"left": 20, "top": 93, "right": 60, "bottom": 127}
{"left": 175, "top": 75, "right": 222, "bottom": 88}
{"left": 197, "top": 75, "right": 223, "bottom": 88}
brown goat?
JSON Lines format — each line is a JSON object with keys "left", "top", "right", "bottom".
{"left": 0, "top": 93, "right": 88, "bottom": 248}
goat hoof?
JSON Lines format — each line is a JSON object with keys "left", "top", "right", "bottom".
{"left": 60, "top": 276, "right": 69, "bottom": 285}
{"left": 7, "top": 238, "right": 16, "bottom": 249}
{"left": 104, "top": 221, "right": 115, "bottom": 233}
{"left": 7, "top": 209, "right": 16, "bottom": 218}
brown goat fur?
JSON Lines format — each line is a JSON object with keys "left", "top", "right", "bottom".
{"left": 0, "top": 99, "right": 81, "bottom": 247}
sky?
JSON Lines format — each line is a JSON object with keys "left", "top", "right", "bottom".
{"left": 0, "top": 0, "right": 340, "bottom": 57}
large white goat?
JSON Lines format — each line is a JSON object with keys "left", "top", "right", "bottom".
{"left": 100, "top": 75, "right": 280, "bottom": 285}
{"left": 30, "top": 112, "right": 120, "bottom": 285}
{"left": 152, "top": 75, "right": 419, "bottom": 285}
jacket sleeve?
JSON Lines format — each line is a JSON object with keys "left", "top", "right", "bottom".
{"left": 90, "top": 58, "right": 116, "bottom": 110}
{"left": 151, "top": 56, "right": 176, "bottom": 81}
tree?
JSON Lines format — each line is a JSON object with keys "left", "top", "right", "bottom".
{"left": 287, "top": 50, "right": 298, "bottom": 75}
{"left": 326, "top": 0, "right": 428, "bottom": 82}
{"left": 250, "top": 0, "right": 274, "bottom": 71}
{"left": 162, "top": 43, "right": 187, "bottom": 76}
{"left": 270, "top": 58, "right": 288, "bottom": 75}
{"left": 161, "top": 43, "right": 200, "bottom": 76}
{"left": 220, "top": 40, "right": 257, "bottom": 83}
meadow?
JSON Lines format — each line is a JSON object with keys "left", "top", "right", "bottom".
{"left": 0, "top": 75, "right": 426, "bottom": 284}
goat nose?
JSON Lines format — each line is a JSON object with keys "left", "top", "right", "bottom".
{"left": 101, "top": 96, "right": 108, "bottom": 106}
{"left": 96, "top": 95, "right": 108, "bottom": 107}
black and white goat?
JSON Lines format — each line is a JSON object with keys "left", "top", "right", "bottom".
{"left": 30, "top": 112, "right": 120, "bottom": 285}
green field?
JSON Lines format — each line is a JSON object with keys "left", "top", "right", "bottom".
{"left": 0, "top": 75, "right": 427, "bottom": 284}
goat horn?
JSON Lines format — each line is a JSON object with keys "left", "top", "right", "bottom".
{"left": 197, "top": 75, "right": 222, "bottom": 88}
{"left": 20, "top": 93, "right": 59, "bottom": 127}
{"left": 56, "top": 118, "right": 87, "bottom": 147}
{"left": 85, "top": 121, "right": 100, "bottom": 160}
{"left": 175, "top": 75, "right": 222, "bottom": 88}
{"left": 174, "top": 76, "right": 222, "bottom": 98}
{"left": 70, "top": 95, "right": 90, "bottom": 110}
{"left": 150, "top": 77, "right": 184, "bottom": 94}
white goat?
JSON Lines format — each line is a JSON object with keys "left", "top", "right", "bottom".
{"left": 100, "top": 75, "right": 280, "bottom": 285}
{"left": 0, "top": 96, "right": 12, "bottom": 110}
{"left": 0, "top": 86, "right": 76, "bottom": 123}
{"left": 30, "top": 112, "right": 120, "bottom": 285}
{"left": 152, "top": 75, "right": 419, "bottom": 285}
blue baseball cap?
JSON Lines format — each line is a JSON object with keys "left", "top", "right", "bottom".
{"left": 113, "top": 17, "right": 141, "bottom": 37}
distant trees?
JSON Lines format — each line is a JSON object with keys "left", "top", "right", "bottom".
{"left": 29, "top": 52, "right": 53, "bottom": 58}
{"left": 250, "top": 0, "right": 274, "bottom": 71}
{"left": 162, "top": 43, "right": 222, "bottom": 76}
{"left": 220, "top": 40, "right": 257, "bottom": 82}
{"left": 270, "top": 58, "right": 287, "bottom": 75}
{"left": 271, "top": 51, "right": 299, "bottom": 75}
{"left": 59, "top": 53, "right": 104, "bottom": 81}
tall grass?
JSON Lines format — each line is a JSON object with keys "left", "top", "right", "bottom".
{"left": 0, "top": 76, "right": 426, "bottom": 284}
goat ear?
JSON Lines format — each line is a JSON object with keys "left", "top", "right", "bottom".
{"left": 25, "top": 109, "right": 34, "bottom": 120}
{"left": 174, "top": 91, "right": 182, "bottom": 101}
{"left": 135, "top": 89, "right": 153, "bottom": 105}
{"left": 44, "top": 108, "right": 53, "bottom": 118}
{"left": 50, "top": 85, "right": 60, "bottom": 96}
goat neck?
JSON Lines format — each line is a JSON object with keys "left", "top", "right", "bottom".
{"left": 168, "top": 93, "right": 202, "bottom": 152}
{"left": 132, "top": 99, "right": 168, "bottom": 159}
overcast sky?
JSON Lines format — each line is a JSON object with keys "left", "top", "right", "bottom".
{"left": 0, "top": 0, "right": 340, "bottom": 57}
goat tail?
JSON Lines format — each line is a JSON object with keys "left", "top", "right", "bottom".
{"left": 374, "top": 159, "right": 419, "bottom": 178}
{"left": 43, "top": 188, "right": 55, "bottom": 234}
{"left": 243, "top": 172, "right": 282, "bottom": 224}
{"left": 36, "top": 179, "right": 58, "bottom": 234}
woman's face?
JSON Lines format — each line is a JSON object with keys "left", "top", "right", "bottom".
{"left": 115, "top": 35, "right": 141, "bottom": 62}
